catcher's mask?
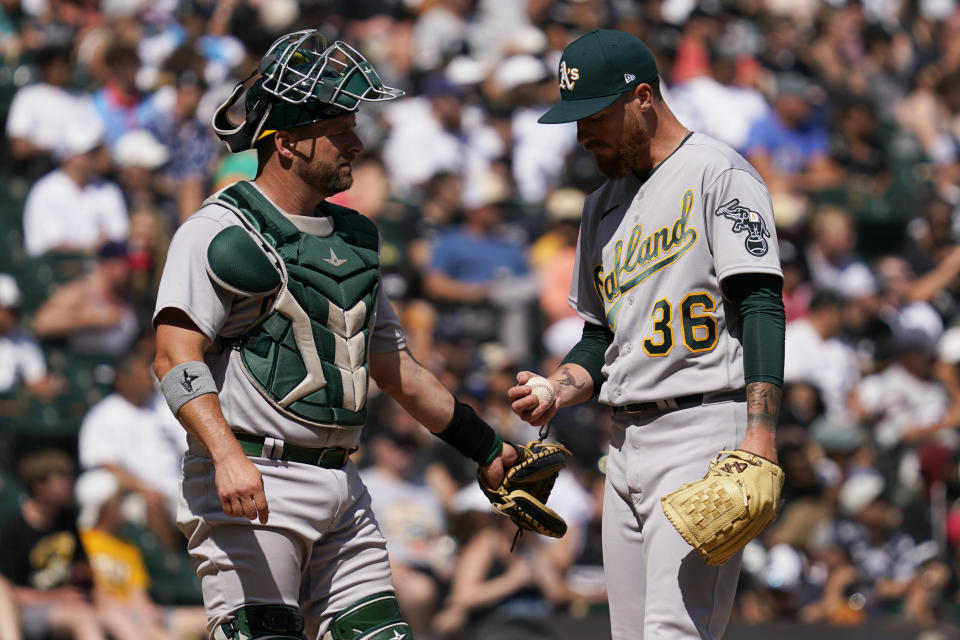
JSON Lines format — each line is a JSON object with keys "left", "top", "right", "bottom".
{"left": 212, "top": 29, "right": 404, "bottom": 152}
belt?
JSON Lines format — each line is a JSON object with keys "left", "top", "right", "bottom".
{"left": 612, "top": 390, "right": 745, "bottom": 416}
{"left": 234, "top": 432, "right": 351, "bottom": 469}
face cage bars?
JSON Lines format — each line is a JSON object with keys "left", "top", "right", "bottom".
{"left": 258, "top": 29, "right": 404, "bottom": 109}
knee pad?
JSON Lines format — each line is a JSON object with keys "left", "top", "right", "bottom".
{"left": 214, "top": 605, "right": 306, "bottom": 640}
{"left": 328, "top": 593, "right": 413, "bottom": 640}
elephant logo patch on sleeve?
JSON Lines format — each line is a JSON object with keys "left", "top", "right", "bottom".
{"left": 715, "top": 199, "right": 771, "bottom": 256}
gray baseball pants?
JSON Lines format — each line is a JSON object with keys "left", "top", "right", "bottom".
{"left": 603, "top": 398, "right": 748, "bottom": 639}
{"left": 178, "top": 447, "right": 395, "bottom": 640}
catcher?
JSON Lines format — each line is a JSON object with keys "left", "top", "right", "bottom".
{"left": 152, "top": 29, "right": 566, "bottom": 640}
{"left": 509, "top": 30, "right": 785, "bottom": 639}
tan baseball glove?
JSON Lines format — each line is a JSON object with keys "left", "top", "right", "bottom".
{"left": 661, "top": 449, "right": 784, "bottom": 566}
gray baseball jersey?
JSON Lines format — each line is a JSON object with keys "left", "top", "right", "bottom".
{"left": 154, "top": 187, "right": 405, "bottom": 639}
{"left": 570, "top": 132, "right": 782, "bottom": 405}
{"left": 570, "top": 132, "right": 782, "bottom": 640}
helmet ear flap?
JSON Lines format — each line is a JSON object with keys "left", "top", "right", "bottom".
{"left": 212, "top": 83, "right": 273, "bottom": 152}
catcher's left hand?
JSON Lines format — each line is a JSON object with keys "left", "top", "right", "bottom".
{"left": 477, "top": 439, "right": 572, "bottom": 538}
{"left": 661, "top": 449, "right": 783, "bottom": 566}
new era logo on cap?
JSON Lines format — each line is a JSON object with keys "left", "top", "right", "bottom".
{"left": 539, "top": 29, "right": 659, "bottom": 124}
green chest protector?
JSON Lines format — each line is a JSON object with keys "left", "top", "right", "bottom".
{"left": 206, "top": 181, "right": 381, "bottom": 427}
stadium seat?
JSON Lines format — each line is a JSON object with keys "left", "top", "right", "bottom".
{"left": 0, "top": 467, "right": 25, "bottom": 520}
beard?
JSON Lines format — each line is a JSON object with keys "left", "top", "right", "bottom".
{"left": 298, "top": 158, "right": 354, "bottom": 196}
{"left": 594, "top": 116, "right": 650, "bottom": 179}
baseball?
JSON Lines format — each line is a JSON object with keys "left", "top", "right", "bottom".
{"left": 526, "top": 376, "right": 555, "bottom": 408}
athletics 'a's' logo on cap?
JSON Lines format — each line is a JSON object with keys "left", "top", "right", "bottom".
{"left": 539, "top": 30, "right": 660, "bottom": 124}
{"left": 558, "top": 60, "right": 580, "bottom": 91}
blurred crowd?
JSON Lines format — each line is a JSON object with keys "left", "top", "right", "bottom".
{"left": 1, "top": 0, "right": 960, "bottom": 639}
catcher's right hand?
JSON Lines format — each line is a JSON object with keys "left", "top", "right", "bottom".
{"left": 477, "top": 439, "right": 572, "bottom": 538}
{"left": 661, "top": 449, "right": 783, "bottom": 566}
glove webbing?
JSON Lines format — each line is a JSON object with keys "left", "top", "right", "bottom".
{"left": 510, "top": 421, "right": 554, "bottom": 552}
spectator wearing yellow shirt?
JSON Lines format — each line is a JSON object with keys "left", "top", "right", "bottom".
{"left": 74, "top": 470, "right": 205, "bottom": 640}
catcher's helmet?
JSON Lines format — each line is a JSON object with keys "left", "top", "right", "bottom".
{"left": 212, "top": 29, "right": 404, "bottom": 152}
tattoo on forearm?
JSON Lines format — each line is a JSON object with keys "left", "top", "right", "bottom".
{"left": 746, "top": 382, "right": 782, "bottom": 433}
{"left": 556, "top": 366, "right": 585, "bottom": 390}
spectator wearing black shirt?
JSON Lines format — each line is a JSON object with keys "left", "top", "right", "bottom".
{"left": 828, "top": 96, "right": 890, "bottom": 194}
{"left": 0, "top": 449, "right": 103, "bottom": 640}
{"left": 826, "top": 473, "right": 947, "bottom": 626}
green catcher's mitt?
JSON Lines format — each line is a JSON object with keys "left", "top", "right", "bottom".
{"left": 478, "top": 440, "right": 572, "bottom": 538}
{"left": 661, "top": 449, "right": 784, "bottom": 566}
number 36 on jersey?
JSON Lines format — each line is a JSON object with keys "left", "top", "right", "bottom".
{"left": 641, "top": 291, "right": 718, "bottom": 357}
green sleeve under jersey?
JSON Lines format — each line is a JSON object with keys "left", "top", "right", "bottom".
{"left": 722, "top": 273, "right": 785, "bottom": 387}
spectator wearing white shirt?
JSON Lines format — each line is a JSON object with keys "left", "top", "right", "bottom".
{"left": 6, "top": 45, "right": 97, "bottom": 171}
{"left": 77, "top": 348, "right": 186, "bottom": 546}
{"left": 0, "top": 274, "right": 60, "bottom": 399}
{"left": 497, "top": 54, "right": 578, "bottom": 204}
{"left": 21, "top": 116, "right": 128, "bottom": 257}
{"left": 382, "top": 74, "right": 503, "bottom": 202}
{"left": 784, "top": 289, "right": 861, "bottom": 421}
{"left": 852, "top": 331, "right": 955, "bottom": 451}
{"left": 410, "top": 0, "right": 470, "bottom": 74}
{"left": 670, "top": 46, "right": 769, "bottom": 152}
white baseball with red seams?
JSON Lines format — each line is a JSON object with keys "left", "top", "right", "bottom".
{"left": 526, "top": 376, "right": 555, "bottom": 408}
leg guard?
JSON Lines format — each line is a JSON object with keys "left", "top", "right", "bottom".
{"left": 329, "top": 593, "right": 413, "bottom": 640}
{"left": 214, "top": 605, "right": 306, "bottom": 640}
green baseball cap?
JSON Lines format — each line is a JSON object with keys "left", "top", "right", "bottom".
{"left": 538, "top": 29, "right": 659, "bottom": 124}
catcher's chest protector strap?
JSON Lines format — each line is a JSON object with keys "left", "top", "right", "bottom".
{"left": 214, "top": 605, "right": 305, "bottom": 640}
{"left": 212, "top": 181, "right": 381, "bottom": 427}
{"left": 328, "top": 592, "right": 413, "bottom": 640}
